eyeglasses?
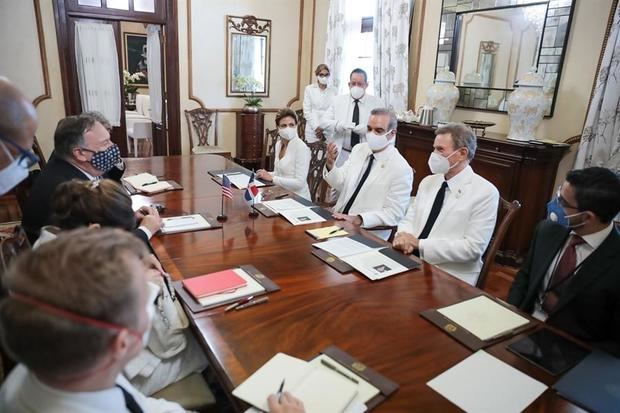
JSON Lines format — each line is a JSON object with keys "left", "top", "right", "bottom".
{"left": 0, "top": 135, "right": 39, "bottom": 169}
{"left": 556, "top": 186, "right": 578, "bottom": 210}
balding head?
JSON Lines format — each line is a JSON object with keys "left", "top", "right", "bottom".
{"left": 0, "top": 77, "right": 38, "bottom": 162}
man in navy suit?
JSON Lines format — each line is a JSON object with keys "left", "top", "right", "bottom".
{"left": 508, "top": 167, "right": 620, "bottom": 356}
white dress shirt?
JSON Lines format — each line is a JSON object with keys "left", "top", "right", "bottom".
{"left": 321, "top": 92, "right": 384, "bottom": 166}
{"left": 271, "top": 136, "right": 312, "bottom": 200}
{"left": 324, "top": 143, "right": 413, "bottom": 240}
{"left": 397, "top": 166, "right": 499, "bottom": 285}
{"left": 302, "top": 83, "right": 337, "bottom": 143}
{"left": 532, "top": 223, "right": 615, "bottom": 321}
{"left": 0, "top": 364, "right": 186, "bottom": 413}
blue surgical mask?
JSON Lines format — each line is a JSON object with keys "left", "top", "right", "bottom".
{"left": 0, "top": 141, "right": 29, "bottom": 195}
{"left": 547, "top": 197, "right": 587, "bottom": 229}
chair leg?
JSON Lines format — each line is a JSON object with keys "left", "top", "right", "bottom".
{"left": 134, "top": 138, "right": 139, "bottom": 158}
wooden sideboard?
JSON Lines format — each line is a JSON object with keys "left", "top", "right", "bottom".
{"left": 396, "top": 122, "right": 569, "bottom": 267}
{"left": 235, "top": 112, "right": 264, "bottom": 170}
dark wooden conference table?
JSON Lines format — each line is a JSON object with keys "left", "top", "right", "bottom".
{"left": 126, "top": 155, "right": 583, "bottom": 413}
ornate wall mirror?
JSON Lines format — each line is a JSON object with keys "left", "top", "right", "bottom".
{"left": 226, "top": 15, "right": 271, "bottom": 97}
{"left": 435, "top": 0, "right": 575, "bottom": 116}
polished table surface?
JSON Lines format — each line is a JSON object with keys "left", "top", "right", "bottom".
{"left": 125, "top": 155, "right": 583, "bottom": 413}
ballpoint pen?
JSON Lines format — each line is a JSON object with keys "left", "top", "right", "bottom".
{"left": 320, "top": 359, "right": 359, "bottom": 384}
{"left": 277, "top": 379, "right": 285, "bottom": 402}
{"left": 235, "top": 296, "right": 269, "bottom": 310}
{"left": 224, "top": 295, "right": 255, "bottom": 312}
{"left": 275, "top": 193, "right": 289, "bottom": 199}
{"left": 141, "top": 181, "right": 159, "bottom": 186}
{"left": 328, "top": 227, "right": 344, "bottom": 235}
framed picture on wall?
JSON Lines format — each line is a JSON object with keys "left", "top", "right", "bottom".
{"left": 123, "top": 33, "right": 148, "bottom": 86}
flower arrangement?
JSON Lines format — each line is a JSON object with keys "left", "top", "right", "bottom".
{"left": 123, "top": 70, "right": 145, "bottom": 95}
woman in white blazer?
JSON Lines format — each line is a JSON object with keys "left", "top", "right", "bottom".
{"left": 302, "top": 64, "right": 337, "bottom": 143}
{"left": 257, "top": 109, "right": 312, "bottom": 200}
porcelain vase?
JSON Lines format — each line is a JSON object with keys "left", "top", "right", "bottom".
{"left": 426, "top": 68, "right": 459, "bottom": 125}
{"left": 507, "top": 70, "right": 547, "bottom": 141}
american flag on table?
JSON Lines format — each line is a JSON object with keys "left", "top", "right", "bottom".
{"left": 222, "top": 174, "right": 233, "bottom": 199}
{"left": 244, "top": 172, "right": 259, "bottom": 204}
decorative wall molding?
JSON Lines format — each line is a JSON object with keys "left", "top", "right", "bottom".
{"left": 308, "top": 0, "right": 317, "bottom": 84}
{"left": 186, "top": 0, "right": 310, "bottom": 109}
{"left": 32, "top": 0, "right": 51, "bottom": 107}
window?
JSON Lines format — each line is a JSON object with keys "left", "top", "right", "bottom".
{"left": 338, "top": 0, "right": 376, "bottom": 93}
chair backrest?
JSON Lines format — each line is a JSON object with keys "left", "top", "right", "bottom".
{"left": 13, "top": 170, "right": 41, "bottom": 217}
{"left": 477, "top": 198, "right": 522, "bottom": 289}
{"left": 32, "top": 136, "right": 46, "bottom": 170}
{"left": 306, "top": 141, "right": 327, "bottom": 203}
{"left": 295, "top": 109, "right": 306, "bottom": 141}
{"left": 262, "top": 128, "right": 279, "bottom": 171}
{"left": 184, "top": 108, "right": 218, "bottom": 149}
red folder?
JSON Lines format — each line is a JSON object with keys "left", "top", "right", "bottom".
{"left": 182, "top": 269, "right": 247, "bottom": 300}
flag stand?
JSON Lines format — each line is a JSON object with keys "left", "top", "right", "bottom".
{"left": 217, "top": 193, "right": 228, "bottom": 222}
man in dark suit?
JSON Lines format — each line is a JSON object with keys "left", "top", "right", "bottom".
{"left": 21, "top": 112, "right": 161, "bottom": 243}
{"left": 508, "top": 167, "right": 620, "bottom": 356}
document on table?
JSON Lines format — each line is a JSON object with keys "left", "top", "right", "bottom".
{"left": 233, "top": 353, "right": 360, "bottom": 413}
{"left": 427, "top": 350, "right": 547, "bottom": 413}
{"left": 279, "top": 208, "right": 326, "bottom": 226}
{"left": 341, "top": 250, "right": 408, "bottom": 281}
{"left": 262, "top": 198, "right": 309, "bottom": 212}
{"left": 437, "top": 295, "right": 530, "bottom": 341}
{"left": 197, "top": 268, "right": 266, "bottom": 307}
{"left": 313, "top": 237, "right": 379, "bottom": 259}
{"left": 161, "top": 214, "right": 211, "bottom": 234}
{"left": 122, "top": 173, "right": 173, "bottom": 193}
{"left": 216, "top": 172, "right": 266, "bottom": 188}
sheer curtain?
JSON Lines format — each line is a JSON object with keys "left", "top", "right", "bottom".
{"left": 574, "top": 3, "right": 620, "bottom": 172}
{"left": 146, "top": 24, "right": 162, "bottom": 123}
{"left": 373, "top": 0, "right": 412, "bottom": 112}
{"left": 74, "top": 21, "right": 121, "bottom": 126}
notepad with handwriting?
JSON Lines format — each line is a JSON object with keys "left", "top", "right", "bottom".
{"left": 182, "top": 269, "right": 247, "bottom": 301}
{"left": 437, "top": 295, "right": 529, "bottom": 341}
{"left": 161, "top": 214, "right": 211, "bottom": 234}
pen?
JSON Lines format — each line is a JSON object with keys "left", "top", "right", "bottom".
{"left": 277, "top": 379, "right": 285, "bottom": 403}
{"left": 275, "top": 193, "right": 289, "bottom": 199}
{"left": 141, "top": 181, "right": 159, "bottom": 186}
{"left": 320, "top": 359, "right": 359, "bottom": 384}
{"left": 235, "top": 296, "right": 269, "bottom": 310}
{"left": 224, "top": 295, "right": 255, "bottom": 312}
{"left": 328, "top": 227, "right": 344, "bottom": 235}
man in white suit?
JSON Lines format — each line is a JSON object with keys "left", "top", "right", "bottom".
{"left": 323, "top": 108, "right": 413, "bottom": 240}
{"left": 321, "top": 68, "right": 384, "bottom": 167}
{"left": 393, "top": 123, "right": 499, "bottom": 286}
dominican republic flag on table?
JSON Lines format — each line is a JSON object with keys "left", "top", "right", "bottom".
{"left": 244, "top": 172, "right": 259, "bottom": 204}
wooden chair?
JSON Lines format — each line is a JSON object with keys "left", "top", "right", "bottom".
{"left": 32, "top": 136, "right": 46, "bottom": 169}
{"left": 184, "top": 108, "right": 229, "bottom": 156}
{"left": 477, "top": 198, "right": 522, "bottom": 289}
{"left": 262, "top": 128, "right": 279, "bottom": 171}
{"left": 306, "top": 141, "right": 327, "bottom": 203}
{"left": 295, "top": 109, "right": 306, "bottom": 142}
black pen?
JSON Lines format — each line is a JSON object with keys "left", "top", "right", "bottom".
{"left": 141, "top": 181, "right": 158, "bottom": 186}
{"left": 320, "top": 359, "right": 359, "bottom": 384}
{"left": 275, "top": 193, "right": 289, "bottom": 199}
{"left": 328, "top": 227, "right": 344, "bottom": 235}
{"left": 277, "top": 379, "right": 285, "bottom": 402}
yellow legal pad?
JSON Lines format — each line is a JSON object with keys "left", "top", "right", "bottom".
{"left": 305, "top": 226, "right": 348, "bottom": 240}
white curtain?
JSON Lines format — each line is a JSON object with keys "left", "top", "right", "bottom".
{"left": 373, "top": 0, "right": 411, "bottom": 112}
{"left": 74, "top": 22, "right": 121, "bottom": 126}
{"left": 574, "top": 3, "right": 620, "bottom": 172}
{"left": 146, "top": 24, "right": 162, "bottom": 123}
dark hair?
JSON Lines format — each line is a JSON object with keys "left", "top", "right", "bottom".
{"left": 350, "top": 68, "right": 368, "bottom": 84}
{"left": 49, "top": 179, "right": 136, "bottom": 231}
{"left": 566, "top": 167, "right": 620, "bottom": 223}
{"left": 54, "top": 115, "right": 96, "bottom": 159}
{"left": 315, "top": 64, "right": 330, "bottom": 76}
{"left": 275, "top": 108, "right": 298, "bottom": 127}
{"left": 370, "top": 108, "right": 397, "bottom": 131}
{"left": 435, "top": 122, "right": 477, "bottom": 161}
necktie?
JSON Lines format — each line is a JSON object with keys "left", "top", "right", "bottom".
{"left": 342, "top": 155, "right": 374, "bottom": 214}
{"left": 350, "top": 99, "right": 360, "bottom": 147}
{"left": 418, "top": 181, "right": 448, "bottom": 240}
{"left": 542, "top": 235, "right": 586, "bottom": 313}
{"left": 116, "top": 384, "right": 144, "bottom": 413}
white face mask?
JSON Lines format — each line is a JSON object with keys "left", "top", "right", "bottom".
{"left": 350, "top": 86, "right": 365, "bottom": 100}
{"left": 279, "top": 126, "right": 298, "bottom": 141}
{"left": 366, "top": 131, "right": 392, "bottom": 152}
{"left": 317, "top": 75, "right": 329, "bottom": 85}
{"left": 0, "top": 142, "right": 28, "bottom": 195}
{"left": 428, "top": 150, "right": 459, "bottom": 175}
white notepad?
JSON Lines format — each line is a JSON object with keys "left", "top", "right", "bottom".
{"left": 427, "top": 350, "right": 547, "bottom": 413}
{"left": 437, "top": 295, "right": 529, "bottom": 341}
{"left": 279, "top": 208, "right": 326, "bottom": 226}
{"left": 161, "top": 214, "right": 210, "bottom": 234}
{"left": 313, "top": 237, "right": 378, "bottom": 259}
{"left": 262, "top": 198, "right": 309, "bottom": 212}
{"left": 233, "top": 353, "right": 360, "bottom": 413}
{"left": 122, "top": 173, "right": 173, "bottom": 193}
{"left": 197, "top": 268, "right": 265, "bottom": 307}
{"left": 341, "top": 250, "right": 408, "bottom": 280}
{"left": 217, "top": 173, "right": 267, "bottom": 189}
